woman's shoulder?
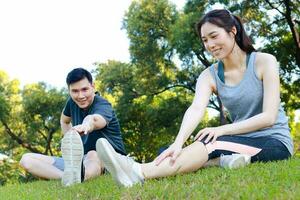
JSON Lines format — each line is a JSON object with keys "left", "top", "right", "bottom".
{"left": 199, "top": 65, "right": 216, "bottom": 78}
{"left": 196, "top": 66, "right": 217, "bottom": 93}
{"left": 254, "top": 52, "right": 278, "bottom": 79}
{"left": 254, "top": 52, "right": 277, "bottom": 66}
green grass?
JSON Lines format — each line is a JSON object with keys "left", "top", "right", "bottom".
{"left": 1, "top": 157, "right": 299, "bottom": 200}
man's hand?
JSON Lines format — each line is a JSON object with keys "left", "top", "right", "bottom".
{"left": 72, "top": 115, "right": 95, "bottom": 135}
{"left": 72, "top": 123, "right": 91, "bottom": 135}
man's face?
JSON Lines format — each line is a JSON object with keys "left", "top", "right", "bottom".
{"left": 69, "top": 77, "right": 95, "bottom": 109}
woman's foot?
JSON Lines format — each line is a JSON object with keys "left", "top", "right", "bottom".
{"left": 220, "top": 154, "right": 251, "bottom": 169}
{"left": 96, "top": 138, "right": 144, "bottom": 187}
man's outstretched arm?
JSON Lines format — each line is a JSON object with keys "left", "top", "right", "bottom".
{"left": 72, "top": 114, "right": 107, "bottom": 135}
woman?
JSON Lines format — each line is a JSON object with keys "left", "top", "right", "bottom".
{"left": 95, "top": 9, "right": 293, "bottom": 187}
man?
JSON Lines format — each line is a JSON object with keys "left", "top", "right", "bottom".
{"left": 20, "top": 68, "right": 126, "bottom": 186}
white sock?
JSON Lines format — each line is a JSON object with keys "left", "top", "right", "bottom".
{"left": 133, "top": 163, "right": 144, "bottom": 180}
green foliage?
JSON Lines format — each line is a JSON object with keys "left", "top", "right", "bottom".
{"left": 0, "top": 87, "right": 9, "bottom": 122}
{"left": 20, "top": 83, "right": 67, "bottom": 155}
{"left": 0, "top": 161, "right": 19, "bottom": 186}
{"left": 170, "top": 0, "right": 212, "bottom": 67}
{"left": 0, "top": 72, "right": 67, "bottom": 185}
{"left": 0, "top": 160, "right": 35, "bottom": 186}
{"left": 123, "top": 0, "right": 178, "bottom": 63}
{"left": 0, "top": 71, "right": 17, "bottom": 123}
{"left": 294, "top": 122, "right": 300, "bottom": 153}
{"left": 123, "top": 0, "right": 179, "bottom": 94}
{"left": 0, "top": 70, "right": 67, "bottom": 155}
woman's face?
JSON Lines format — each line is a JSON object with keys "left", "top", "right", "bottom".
{"left": 200, "top": 22, "right": 235, "bottom": 59}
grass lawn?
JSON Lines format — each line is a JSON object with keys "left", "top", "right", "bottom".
{"left": 1, "top": 157, "right": 299, "bottom": 200}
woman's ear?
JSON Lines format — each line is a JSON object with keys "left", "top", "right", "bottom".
{"left": 231, "top": 26, "right": 237, "bottom": 37}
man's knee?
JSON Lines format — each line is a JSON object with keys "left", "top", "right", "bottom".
{"left": 84, "top": 161, "right": 102, "bottom": 180}
{"left": 85, "top": 150, "right": 98, "bottom": 160}
{"left": 84, "top": 151, "right": 103, "bottom": 180}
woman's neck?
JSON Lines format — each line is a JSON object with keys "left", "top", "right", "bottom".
{"left": 222, "top": 46, "right": 247, "bottom": 70}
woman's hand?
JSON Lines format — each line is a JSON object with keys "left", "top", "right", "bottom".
{"left": 154, "top": 141, "right": 183, "bottom": 166}
{"left": 194, "top": 127, "right": 225, "bottom": 143}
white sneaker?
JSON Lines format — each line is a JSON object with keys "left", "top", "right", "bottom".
{"left": 220, "top": 154, "right": 251, "bottom": 169}
{"left": 61, "top": 130, "right": 84, "bottom": 186}
{"left": 96, "top": 138, "right": 144, "bottom": 187}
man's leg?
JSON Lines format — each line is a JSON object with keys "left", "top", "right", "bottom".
{"left": 20, "top": 153, "right": 63, "bottom": 179}
{"left": 83, "top": 150, "right": 104, "bottom": 180}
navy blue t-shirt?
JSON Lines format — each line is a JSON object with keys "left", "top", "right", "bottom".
{"left": 63, "top": 93, "right": 126, "bottom": 155}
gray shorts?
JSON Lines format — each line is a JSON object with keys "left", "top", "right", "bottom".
{"left": 53, "top": 155, "right": 87, "bottom": 171}
{"left": 52, "top": 157, "right": 65, "bottom": 171}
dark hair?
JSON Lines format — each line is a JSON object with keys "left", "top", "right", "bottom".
{"left": 196, "top": 9, "right": 255, "bottom": 54}
{"left": 66, "top": 68, "right": 93, "bottom": 86}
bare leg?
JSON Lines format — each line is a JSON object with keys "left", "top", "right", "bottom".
{"left": 96, "top": 138, "right": 252, "bottom": 187}
{"left": 20, "top": 153, "right": 63, "bottom": 179}
{"left": 83, "top": 150, "right": 104, "bottom": 180}
{"left": 141, "top": 141, "right": 208, "bottom": 179}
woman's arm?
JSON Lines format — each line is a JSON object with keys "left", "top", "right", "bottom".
{"left": 155, "top": 68, "right": 214, "bottom": 164}
{"left": 174, "top": 69, "right": 214, "bottom": 146}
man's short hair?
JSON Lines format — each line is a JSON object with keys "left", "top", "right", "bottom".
{"left": 66, "top": 68, "right": 93, "bottom": 86}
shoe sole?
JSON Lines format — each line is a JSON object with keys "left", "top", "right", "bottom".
{"left": 228, "top": 156, "right": 246, "bottom": 169}
{"left": 61, "top": 131, "right": 83, "bottom": 186}
{"left": 96, "top": 138, "right": 133, "bottom": 187}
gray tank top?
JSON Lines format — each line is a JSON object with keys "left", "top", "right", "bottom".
{"left": 209, "top": 52, "right": 293, "bottom": 155}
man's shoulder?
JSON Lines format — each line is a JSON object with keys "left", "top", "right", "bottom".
{"left": 92, "top": 94, "right": 116, "bottom": 118}
{"left": 66, "top": 96, "right": 76, "bottom": 106}
{"left": 94, "top": 94, "right": 108, "bottom": 102}
{"left": 93, "top": 94, "right": 112, "bottom": 106}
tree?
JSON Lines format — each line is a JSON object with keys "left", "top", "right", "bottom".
{"left": 123, "top": 0, "right": 179, "bottom": 95}
{"left": 0, "top": 71, "right": 67, "bottom": 156}
{"left": 123, "top": 0, "right": 232, "bottom": 124}
{"left": 20, "top": 83, "right": 67, "bottom": 155}
{"left": 94, "top": 61, "right": 196, "bottom": 161}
